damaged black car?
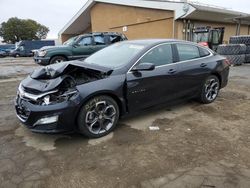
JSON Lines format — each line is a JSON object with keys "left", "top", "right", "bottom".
{"left": 15, "top": 39, "right": 230, "bottom": 138}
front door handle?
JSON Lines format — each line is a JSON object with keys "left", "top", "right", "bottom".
{"left": 168, "top": 69, "right": 177, "bottom": 74}
{"left": 200, "top": 63, "right": 207, "bottom": 67}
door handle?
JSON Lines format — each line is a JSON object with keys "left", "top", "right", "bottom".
{"left": 200, "top": 63, "right": 207, "bottom": 67}
{"left": 168, "top": 69, "right": 177, "bottom": 74}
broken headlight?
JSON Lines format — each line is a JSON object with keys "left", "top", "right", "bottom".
{"left": 40, "top": 89, "right": 78, "bottom": 106}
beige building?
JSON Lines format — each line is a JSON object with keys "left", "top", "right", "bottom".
{"left": 59, "top": 0, "right": 250, "bottom": 43}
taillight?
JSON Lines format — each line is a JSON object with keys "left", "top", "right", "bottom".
{"left": 198, "top": 42, "right": 209, "bottom": 47}
{"left": 224, "top": 59, "right": 231, "bottom": 66}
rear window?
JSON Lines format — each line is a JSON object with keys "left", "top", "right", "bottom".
{"left": 109, "top": 35, "right": 123, "bottom": 44}
{"left": 199, "top": 47, "right": 211, "bottom": 57}
{"left": 94, "top": 35, "right": 105, "bottom": 45}
{"left": 176, "top": 44, "right": 200, "bottom": 61}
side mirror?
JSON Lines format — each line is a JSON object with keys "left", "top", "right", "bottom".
{"left": 132, "top": 62, "right": 155, "bottom": 71}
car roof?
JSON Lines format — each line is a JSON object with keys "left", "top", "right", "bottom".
{"left": 122, "top": 39, "right": 198, "bottom": 46}
{"left": 78, "top": 32, "right": 123, "bottom": 37}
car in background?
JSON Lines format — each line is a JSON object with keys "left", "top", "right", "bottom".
{"left": 0, "top": 49, "right": 7, "bottom": 58}
{"left": 33, "top": 32, "right": 127, "bottom": 65}
{"left": 15, "top": 39, "right": 230, "bottom": 138}
{"left": 10, "top": 40, "right": 55, "bottom": 57}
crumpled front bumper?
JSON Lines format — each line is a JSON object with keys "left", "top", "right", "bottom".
{"left": 15, "top": 93, "right": 81, "bottom": 133}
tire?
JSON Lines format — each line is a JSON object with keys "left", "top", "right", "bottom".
{"left": 223, "top": 54, "right": 245, "bottom": 66}
{"left": 229, "top": 35, "right": 250, "bottom": 45}
{"left": 77, "top": 95, "right": 120, "bottom": 138}
{"left": 199, "top": 75, "right": 220, "bottom": 104}
{"left": 217, "top": 44, "right": 246, "bottom": 55}
{"left": 246, "top": 45, "right": 250, "bottom": 54}
{"left": 15, "top": 54, "right": 20, "bottom": 58}
{"left": 245, "top": 54, "right": 250, "bottom": 63}
{"left": 50, "top": 56, "right": 67, "bottom": 64}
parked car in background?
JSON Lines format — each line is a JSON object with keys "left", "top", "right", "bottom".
{"left": 33, "top": 32, "right": 127, "bottom": 65}
{"left": 15, "top": 39, "right": 230, "bottom": 138}
{"left": 0, "top": 44, "right": 15, "bottom": 56}
{"left": 10, "top": 40, "right": 55, "bottom": 57}
{"left": 0, "top": 49, "right": 7, "bottom": 58}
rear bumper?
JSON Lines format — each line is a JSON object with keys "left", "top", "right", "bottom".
{"left": 34, "top": 56, "right": 50, "bottom": 66}
{"left": 220, "top": 66, "right": 230, "bottom": 88}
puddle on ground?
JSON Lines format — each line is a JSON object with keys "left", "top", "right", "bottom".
{"left": 15, "top": 126, "right": 69, "bottom": 151}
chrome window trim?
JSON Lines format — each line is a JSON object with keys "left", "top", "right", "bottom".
{"left": 127, "top": 42, "right": 213, "bottom": 73}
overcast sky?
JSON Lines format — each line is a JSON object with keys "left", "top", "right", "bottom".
{"left": 0, "top": 0, "right": 250, "bottom": 39}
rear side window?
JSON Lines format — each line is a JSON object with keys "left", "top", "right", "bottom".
{"left": 94, "top": 35, "right": 105, "bottom": 45}
{"left": 199, "top": 47, "right": 210, "bottom": 57}
{"left": 78, "top": 37, "right": 92, "bottom": 46}
{"left": 109, "top": 35, "right": 123, "bottom": 44}
{"left": 139, "top": 44, "right": 173, "bottom": 66}
{"left": 176, "top": 44, "right": 200, "bottom": 61}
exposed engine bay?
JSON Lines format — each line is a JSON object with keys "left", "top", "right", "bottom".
{"left": 18, "top": 61, "right": 112, "bottom": 106}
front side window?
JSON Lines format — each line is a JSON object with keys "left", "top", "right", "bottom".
{"left": 176, "top": 44, "right": 200, "bottom": 61}
{"left": 78, "top": 37, "right": 92, "bottom": 46}
{"left": 139, "top": 44, "right": 173, "bottom": 66}
{"left": 94, "top": 35, "right": 105, "bottom": 45}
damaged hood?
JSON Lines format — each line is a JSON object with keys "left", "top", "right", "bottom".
{"left": 21, "top": 60, "right": 113, "bottom": 93}
{"left": 31, "top": 60, "right": 113, "bottom": 80}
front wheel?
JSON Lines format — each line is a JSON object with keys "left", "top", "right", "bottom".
{"left": 77, "top": 96, "right": 119, "bottom": 138}
{"left": 199, "top": 75, "right": 220, "bottom": 104}
{"left": 50, "top": 56, "right": 67, "bottom": 64}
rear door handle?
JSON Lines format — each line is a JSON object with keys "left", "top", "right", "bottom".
{"left": 200, "top": 63, "right": 207, "bottom": 67}
{"left": 168, "top": 69, "right": 177, "bottom": 74}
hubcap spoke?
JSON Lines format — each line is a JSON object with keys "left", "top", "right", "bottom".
{"left": 205, "top": 78, "right": 219, "bottom": 101}
{"left": 85, "top": 100, "right": 116, "bottom": 135}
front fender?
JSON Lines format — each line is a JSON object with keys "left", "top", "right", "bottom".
{"left": 76, "top": 75, "right": 127, "bottom": 115}
{"left": 45, "top": 48, "right": 73, "bottom": 58}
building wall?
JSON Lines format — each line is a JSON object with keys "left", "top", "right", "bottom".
{"left": 175, "top": 20, "right": 250, "bottom": 43}
{"left": 90, "top": 3, "right": 174, "bottom": 39}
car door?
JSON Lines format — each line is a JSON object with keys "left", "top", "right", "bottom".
{"left": 174, "top": 43, "right": 211, "bottom": 97}
{"left": 72, "top": 36, "right": 95, "bottom": 59}
{"left": 126, "top": 43, "right": 180, "bottom": 112}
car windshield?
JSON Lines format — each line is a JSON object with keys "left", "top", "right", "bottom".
{"left": 193, "top": 32, "right": 209, "bottom": 43}
{"left": 84, "top": 42, "right": 145, "bottom": 68}
{"left": 63, "top": 36, "right": 79, "bottom": 45}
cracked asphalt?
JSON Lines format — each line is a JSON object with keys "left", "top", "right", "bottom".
{"left": 0, "top": 57, "right": 250, "bottom": 188}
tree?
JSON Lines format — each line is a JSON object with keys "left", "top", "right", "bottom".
{"left": 0, "top": 17, "right": 49, "bottom": 43}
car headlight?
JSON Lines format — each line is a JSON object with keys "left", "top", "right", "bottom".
{"left": 41, "top": 89, "right": 78, "bottom": 106}
{"left": 38, "top": 50, "right": 47, "bottom": 57}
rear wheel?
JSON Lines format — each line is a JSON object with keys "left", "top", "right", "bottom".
{"left": 199, "top": 75, "right": 220, "bottom": 104}
{"left": 50, "top": 56, "right": 67, "bottom": 64}
{"left": 77, "top": 95, "right": 119, "bottom": 138}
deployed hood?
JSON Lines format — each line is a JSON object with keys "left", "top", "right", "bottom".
{"left": 31, "top": 60, "right": 113, "bottom": 80}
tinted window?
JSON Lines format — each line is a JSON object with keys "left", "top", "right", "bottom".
{"left": 78, "top": 37, "right": 92, "bottom": 46}
{"left": 199, "top": 47, "right": 210, "bottom": 57}
{"left": 94, "top": 35, "right": 105, "bottom": 45}
{"left": 139, "top": 44, "right": 173, "bottom": 66}
{"left": 176, "top": 44, "right": 200, "bottom": 61}
{"left": 109, "top": 35, "right": 122, "bottom": 43}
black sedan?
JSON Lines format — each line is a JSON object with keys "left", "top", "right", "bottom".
{"left": 15, "top": 39, "right": 230, "bottom": 138}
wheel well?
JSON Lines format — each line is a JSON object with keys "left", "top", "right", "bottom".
{"left": 49, "top": 55, "right": 68, "bottom": 63}
{"left": 211, "top": 73, "right": 222, "bottom": 88}
{"left": 76, "top": 93, "right": 125, "bottom": 121}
